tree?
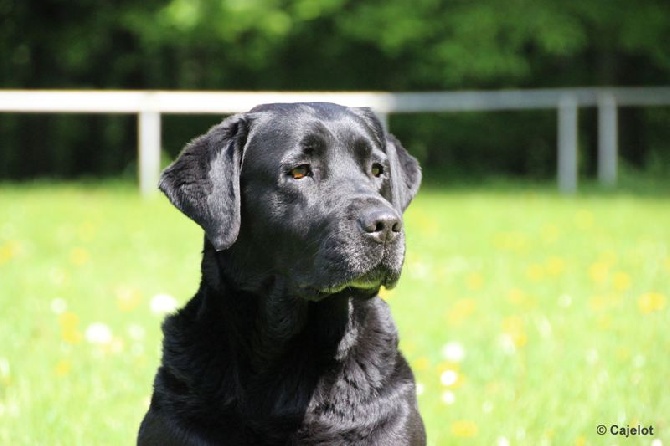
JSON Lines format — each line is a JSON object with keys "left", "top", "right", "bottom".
{"left": 1, "top": 0, "right": 668, "bottom": 179}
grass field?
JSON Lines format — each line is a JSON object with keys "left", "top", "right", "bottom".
{"left": 1, "top": 183, "right": 668, "bottom": 445}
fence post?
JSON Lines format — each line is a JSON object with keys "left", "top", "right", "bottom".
{"left": 557, "top": 96, "right": 578, "bottom": 193}
{"left": 597, "top": 92, "right": 618, "bottom": 187}
{"left": 138, "top": 109, "right": 161, "bottom": 197}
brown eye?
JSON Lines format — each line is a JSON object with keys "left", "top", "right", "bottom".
{"left": 371, "top": 163, "right": 384, "bottom": 178}
{"left": 290, "top": 164, "right": 310, "bottom": 179}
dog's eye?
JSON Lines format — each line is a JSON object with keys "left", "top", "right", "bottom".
{"left": 290, "top": 164, "right": 310, "bottom": 180}
{"left": 371, "top": 163, "right": 384, "bottom": 178}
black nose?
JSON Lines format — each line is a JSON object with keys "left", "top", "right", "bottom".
{"left": 360, "top": 208, "right": 402, "bottom": 244}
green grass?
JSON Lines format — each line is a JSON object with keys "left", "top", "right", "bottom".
{"left": 1, "top": 183, "right": 669, "bottom": 445}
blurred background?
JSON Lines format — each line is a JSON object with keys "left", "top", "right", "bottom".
{"left": 1, "top": 1, "right": 669, "bottom": 445}
{"left": 1, "top": 0, "right": 669, "bottom": 182}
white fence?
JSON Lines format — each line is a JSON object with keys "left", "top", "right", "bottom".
{"left": 1, "top": 88, "right": 669, "bottom": 195}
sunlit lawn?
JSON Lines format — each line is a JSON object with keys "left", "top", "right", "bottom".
{"left": 1, "top": 183, "right": 669, "bottom": 445}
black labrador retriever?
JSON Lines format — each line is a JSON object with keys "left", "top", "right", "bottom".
{"left": 138, "top": 102, "right": 425, "bottom": 445}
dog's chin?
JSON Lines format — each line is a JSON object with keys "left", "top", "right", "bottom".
{"left": 300, "top": 267, "right": 400, "bottom": 302}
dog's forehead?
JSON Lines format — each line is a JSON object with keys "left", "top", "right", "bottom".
{"left": 246, "top": 103, "right": 380, "bottom": 160}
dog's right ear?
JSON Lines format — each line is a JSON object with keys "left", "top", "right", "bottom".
{"left": 159, "top": 114, "right": 251, "bottom": 251}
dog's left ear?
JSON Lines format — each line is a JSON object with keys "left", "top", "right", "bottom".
{"left": 159, "top": 114, "right": 252, "bottom": 251}
{"left": 385, "top": 133, "right": 422, "bottom": 212}
{"left": 351, "top": 107, "right": 422, "bottom": 212}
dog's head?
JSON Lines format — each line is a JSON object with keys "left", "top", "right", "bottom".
{"left": 160, "top": 103, "right": 421, "bottom": 300}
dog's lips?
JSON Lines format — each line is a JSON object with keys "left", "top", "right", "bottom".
{"left": 303, "top": 238, "right": 405, "bottom": 299}
{"left": 315, "top": 262, "right": 400, "bottom": 296}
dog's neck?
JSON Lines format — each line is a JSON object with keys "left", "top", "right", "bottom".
{"left": 253, "top": 286, "right": 360, "bottom": 368}
{"left": 201, "top": 239, "right": 371, "bottom": 372}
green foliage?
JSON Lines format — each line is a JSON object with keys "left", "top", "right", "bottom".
{"left": 1, "top": 184, "right": 669, "bottom": 443}
{"left": 1, "top": 0, "right": 669, "bottom": 179}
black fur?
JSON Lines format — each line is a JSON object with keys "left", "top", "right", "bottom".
{"left": 138, "top": 103, "right": 425, "bottom": 445}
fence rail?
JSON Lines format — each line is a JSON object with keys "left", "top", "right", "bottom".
{"left": 1, "top": 88, "right": 669, "bottom": 194}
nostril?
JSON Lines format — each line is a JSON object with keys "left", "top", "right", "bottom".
{"left": 359, "top": 208, "right": 402, "bottom": 243}
{"left": 362, "top": 220, "right": 379, "bottom": 234}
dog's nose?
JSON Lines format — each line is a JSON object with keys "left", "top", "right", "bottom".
{"left": 360, "top": 208, "right": 402, "bottom": 244}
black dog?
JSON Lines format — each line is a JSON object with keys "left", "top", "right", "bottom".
{"left": 138, "top": 103, "right": 425, "bottom": 445}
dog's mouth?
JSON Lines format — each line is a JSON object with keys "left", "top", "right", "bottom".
{"left": 298, "top": 234, "right": 406, "bottom": 301}
{"left": 304, "top": 264, "right": 400, "bottom": 301}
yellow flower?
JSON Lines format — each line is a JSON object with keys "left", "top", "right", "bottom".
{"left": 78, "top": 221, "right": 97, "bottom": 242}
{"left": 612, "top": 271, "right": 631, "bottom": 292}
{"left": 501, "top": 316, "right": 527, "bottom": 349}
{"left": 545, "top": 256, "right": 566, "bottom": 277}
{"left": 638, "top": 292, "right": 666, "bottom": 314}
{"left": 596, "top": 314, "right": 611, "bottom": 331}
{"left": 616, "top": 347, "right": 631, "bottom": 362}
{"left": 0, "top": 241, "right": 22, "bottom": 265}
{"left": 116, "top": 286, "right": 142, "bottom": 312}
{"left": 506, "top": 288, "right": 527, "bottom": 306}
{"left": 378, "top": 287, "right": 392, "bottom": 300}
{"left": 59, "top": 311, "right": 82, "bottom": 344}
{"left": 70, "top": 247, "right": 89, "bottom": 266}
{"left": 414, "top": 212, "right": 439, "bottom": 236}
{"left": 412, "top": 356, "right": 430, "bottom": 372}
{"left": 446, "top": 298, "right": 477, "bottom": 326}
{"left": 55, "top": 360, "right": 71, "bottom": 377}
{"left": 525, "top": 263, "right": 545, "bottom": 281}
{"left": 59, "top": 311, "right": 78, "bottom": 328}
{"left": 399, "top": 340, "right": 416, "bottom": 356}
{"left": 589, "top": 262, "right": 609, "bottom": 285}
{"left": 466, "top": 272, "right": 483, "bottom": 290}
{"left": 451, "top": 420, "right": 478, "bottom": 437}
